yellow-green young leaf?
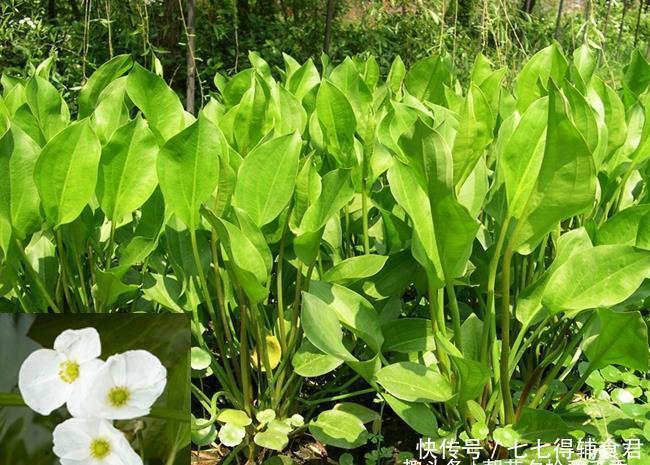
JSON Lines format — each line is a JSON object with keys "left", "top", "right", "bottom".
{"left": 233, "top": 132, "right": 301, "bottom": 226}
{"left": 79, "top": 54, "right": 133, "bottom": 118}
{"left": 316, "top": 80, "right": 356, "bottom": 166}
{"left": 157, "top": 116, "right": 220, "bottom": 230}
{"left": 272, "top": 85, "right": 307, "bottom": 135}
{"left": 0, "top": 127, "right": 41, "bottom": 247}
{"left": 34, "top": 119, "right": 101, "bottom": 227}
{"left": 25, "top": 75, "right": 70, "bottom": 141}
{"left": 500, "top": 97, "right": 548, "bottom": 219}
{"left": 323, "top": 255, "right": 387, "bottom": 284}
{"left": 233, "top": 75, "right": 270, "bottom": 154}
{"left": 585, "top": 308, "right": 649, "bottom": 372}
{"left": 515, "top": 43, "right": 568, "bottom": 112}
{"left": 287, "top": 58, "right": 320, "bottom": 103}
{"left": 300, "top": 292, "right": 356, "bottom": 362}
{"left": 542, "top": 245, "right": 650, "bottom": 314}
{"left": 97, "top": 115, "right": 159, "bottom": 222}
{"left": 375, "top": 361, "right": 453, "bottom": 403}
{"left": 309, "top": 410, "right": 369, "bottom": 449}
{"left": 92, "top": 77, "right": 130, "bottom": 145}
{"left": 451, "top": 84, "right": 493, "bottom": 189}
{"left": 596, "top": 205, "right": 650, "bottom": 250}
{"left": 294, "top": 168, "right": 354, "bottom": 264}
{"left": 404, "top": 55, "right": 452, "bottom": 106}
{"left": 509, "top": 83, "right": 597, "bottom": 254}
{"left": 387, "top": 55, "right": 406, "bottom": 94}
{"left": 126, "top": 63, "right": 188, "bottom": 142}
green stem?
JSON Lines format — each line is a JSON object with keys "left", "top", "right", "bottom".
{"left": 56, "top": 230, "right": 78, "bottom": 313}
{"left": 480, "top": 217, "right": 510, "bottom": 366}
{"left": 446, "top": 282, "right": 463, "bottom": 353}
{"left": 499, "top": 245, "right": 516, "bottom": 424}
{"left": 105, "top": 220, "right": 116, "bottom": 269}
{"left": 299, "top": 388, "right": 376, "bottom": 406}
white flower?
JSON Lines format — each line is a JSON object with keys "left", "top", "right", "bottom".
{"left": 53, "top": 417, "right": 142, "bottom": 465}
{"left": 18, "top": 327, "right": 104, "bottom": 415}
{"left": 70, "top": 350, "right": 167, "bottom": 420}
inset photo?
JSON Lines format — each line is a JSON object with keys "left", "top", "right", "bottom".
{"left": 0, "top": 314, "right": 190, "bottom": 465}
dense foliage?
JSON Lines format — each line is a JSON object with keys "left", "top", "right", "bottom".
{"left": 2, "top": 0, "right": 650, "bottom": 107}
{"left": 1, "top": 41, "right": 650, "bottom": 464}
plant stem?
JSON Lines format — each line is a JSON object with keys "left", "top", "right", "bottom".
{"left": 446, "top": 282, "right": 463, "bottom": 353}
{"left": 56, "top": 229, "right": 78, "bottom": 312}
{"left": 499, "top": 245, "right": 516, "bottom": 424}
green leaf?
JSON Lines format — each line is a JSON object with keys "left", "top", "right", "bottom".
{"left": 34, "top": 119, "right": 101, "bottom": 227}
{"left": 300, "top": 292, "right": 356, "bottom": 362}
{"left": 322, "top": 255, "right": 388, "bottom": 284}
{"left": 404, "top": 55, "right": 452, "bottom": 106}
{"left": 126, "top": 63, "right": 188, "bottom": 142}
{"left": 388, "top": 160, "right": 478, "bottom": 286}
{"left": 233, "top": 75, "right": 270, "bottom": 153}
{"left": 0, "top": 127, "right": 41, "bottom": 247}
{"left": 190, "top": 347, "right": 211, "bottom": 370}
{"left": 316, "top": 80, "right": 356, "bottom": 166}
{"left": 375, "top": 361, "right": 453, "bottom": 402}
{"left": 309, "top": 280, "right": 384, "bottom": 353}
{"left": 233, "top": 132, "right": 301, "bottom": 226}
{"left": 217, "top": 409, "right": 251, "bottom": 427}
{"left": 25, "top": 75, "right": 70, "bottom": 142}
{"left": 542, "top": 245, "right": 650, "bottom": 314}
{"left": 97, "top": 115, "right": 159, "bottom": 221}
{"left": 79, "top": 54, "right": 133, "bottom": 118}
{"left": 515, "top": 408, "right": 569, "bottom": 443}
{"left": 450, "top": 356, "right": 490, "bottom": 405}
{"left": 333, "top": 403, "right": 380, "bottom": 424}
{"left": 509, "top": 82, "right": 597, "bottom": 254}
{"left": 382, "top": 393, "right": 439, "bottom": 438}
{"left": 597, "top": 205, "right": 650, "bottom": 250}
{"left": 309, "top": 410, "right": 369, "bottom": 449}
{"left": 292, "top": 340, "right": 343, "bottom": 377}
{"left": 210, "top": 216, "right": 268, "bottom": 304}
{"left": 253, "top": 429, "right": 288, "bottom": 451}
{"left": 515, "top": 43, "right": 568, "bottom": 112}
{"left": 157, "top": 116, "right": 220, "bottom": 230}
{"left": 584, "top": 308, "right": 649, "bottom": 372}
{"left": 451, "top": 85, "right": 493, "bottom": 188}
{"left": 381, "top": 318, "right": 436, "bottom": 353}
{"left": 92, "top": 267, "right": 138, "bottom": 309}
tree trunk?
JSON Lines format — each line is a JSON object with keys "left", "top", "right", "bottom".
{"left": 554, "top": 0, "right": 565, "bottom": 40}
{"left": 48, "top": 0, "right": 57, "bottom": 20}
{"left": 69, "top": 0, "right": 81, "bottom": 19}
{"left": 323, "top": 0, "right": 335, "bottom": 54}
{"left": 185, "top": 0, "right": 196, "bottom": 114}
{"left": 237, "top": 0, "right": 250, "bottom": 29}
{"left": 634, "top": 0, "right": 644, "bottom": 47}
{"left": 603, "top": 0, "right": 613, "bottom": 40}
{"left": 617, "top": 0, "right": 630, "bottom": 53}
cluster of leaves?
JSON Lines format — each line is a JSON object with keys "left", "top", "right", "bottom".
{"left": 1, "top": 41, "right": 650, "bottom": 464}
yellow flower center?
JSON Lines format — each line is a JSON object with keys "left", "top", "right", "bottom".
{"left": 107, "top": 386, "right": 131, "bottom": 407}
{"left": 89, "top": 438, "right": 111, "bottom": 459}
{"left": 58, "top": 360, "right": 80, "bottom": 384}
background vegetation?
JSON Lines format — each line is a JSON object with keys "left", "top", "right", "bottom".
{"left": 2, "top": 0, "right": 650, "bottom": 113}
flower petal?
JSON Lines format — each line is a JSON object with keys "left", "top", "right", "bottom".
{"left": 52, "top": 418, "right": 95, "bottom": 460}
{"left": 18, "top": 349, "right": 72, "bottom": 415}
{"left": 70, "top": 350, "right": 167, "bottom": 420}
{"left": 67, "top": 358, "right": 105, "bottom": 417}
{"left": 54, "top": 327, "right": 102, "bottom": 363}
{"left": 99, "top": 420, "right": 143, "bottom": 465}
